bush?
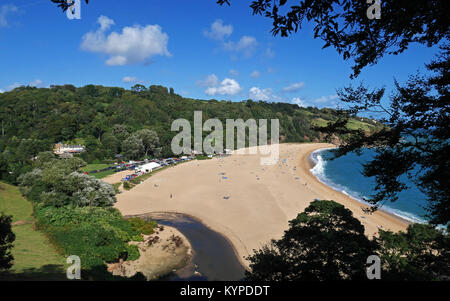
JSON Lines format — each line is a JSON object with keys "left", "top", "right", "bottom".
{"left": 127, "top": 217, "right": 157, "bottom": 235}
{"left": 0, "top": 213, "right": 15, "bottom": 271}
{"left": 34, "top": 206, "right": 157, "bottom": 269}
{"left": 375, "top": 223, "right": 450, "bottom": 280}
{"left": 15, "top": 154, "right": 157, "bottom": 279}
{"left": 123, "top": 181, "right": 132, "bottom": 190}
{"left": 112, "top": 183, "right": 121, "bottom": 194}
{"left": 19, "top": 167, "right": 116, "bottom": 208}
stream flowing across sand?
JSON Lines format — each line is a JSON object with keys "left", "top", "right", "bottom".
{"left": 138, "top": 212, "right": 246, "bottom": 281}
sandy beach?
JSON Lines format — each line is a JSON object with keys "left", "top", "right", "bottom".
{"left": 110, "top": 143, "right": 409, "bottom": 268}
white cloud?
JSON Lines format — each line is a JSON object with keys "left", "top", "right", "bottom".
{"left": 265, "top": 48, "right": 275, "bottom": 58}
{"left": 292, "top": 97, "right": 307, "bottom": 107}
{"left": 204, "top": 19, "right": 233, "bottom": 40}
{"left": 197, "top": 74, "right": 219, "bottom": 87}
{"left": 229, "top": 69, "right": 239, "bottom": 76}
{"left": 282, "top": 82, "right": 305, "bottom": 93}
{"left": 0, "top": 89, "right": 4, "bottom": 93}
{"left": 299, "top": 94, "right": 339, "bottom": 108}
{"left": 205, "top": 78, "right": 242, "bottom": 96}
{"left": 4, "top": 79, "right": 43, "bottom": 91}
{"left": 249, "top": 87, "right": 276, "bottom": 101}
{"left": 98, "top": 15, "right": 114, "bottom": 31}
{"left": 224, "top": 36, "right": 258, "bottom": 57}
{"left": 81, "top": 15, "right": 170, "bottom": 66}
{"left": 314, "top": 94, "right": 339, "bottom": 103}
{"left": 29, "top": 79, "right": 43, "bottom": 87}
{"left": 122, "top": 76, "right": 139, "bottom": 83}
{"left": 250, "top": 70, "right": 260, "bottom": 78}
{"left": 6, "top": 83, "right": 20, "bottom": 91}
{"left": 0, "top": 4, "right": 18, "bottom": 27}
{"left": 204, "top": 20, "right": 258, "bottom": 58}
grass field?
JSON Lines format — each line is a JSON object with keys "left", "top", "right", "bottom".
{"left": 80, "top": 163, "right": 112, "bottom": 172}
{"left": 346, "top": 119, "right": 378, "bottom": 131}
{"left": 88, "top": 169, "right": 116, "bottom": 179}
{"left": 80, "top": 164, "right": 116, "bottom": 179}
{"left": 0, "top": 182, "right": 66, "bottom": 280}
{"left": 312, "top": 117, "right": 379, "bottom": 132}
{"left": 311, "top": 118, "right": 329, "bottom": 128}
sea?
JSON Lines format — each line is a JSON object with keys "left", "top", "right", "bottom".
{"left": 310, "top": 148, "right": 429, "bottom": 223}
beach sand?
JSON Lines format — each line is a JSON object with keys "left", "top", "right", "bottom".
{"left": 102, "top": 170, "right": 132, "bottom": 184}
{"left": 111, "top": 143, "right": 409, "bottom": 268}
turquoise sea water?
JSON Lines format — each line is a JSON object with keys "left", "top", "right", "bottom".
{"left": 310, "top": 148, "right": 429, "bottom": 223}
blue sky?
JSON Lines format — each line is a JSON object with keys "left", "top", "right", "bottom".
{"left": 0, "top": 0, "right": 442, "bottom": 110}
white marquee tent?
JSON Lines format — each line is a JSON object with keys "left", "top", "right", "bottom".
{"left": 136, "top": 162, "right": 161, "bottom": 173}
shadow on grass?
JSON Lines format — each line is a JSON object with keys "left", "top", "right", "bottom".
{"left": 0, "top": 264, "right": 147, "bottom": 281}
{"left": 0, "top": 264, "right": 66, "bottom": 281}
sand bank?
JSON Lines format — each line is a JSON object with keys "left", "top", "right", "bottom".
{"left": 107, "top": 225, "right": 192, "bottom": 280}
{"left": 110, "top": 143, "right": 408, "bottom": 268}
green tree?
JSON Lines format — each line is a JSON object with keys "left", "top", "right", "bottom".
{"left": 375, "top": 223, "right": 449, "bottom": 280}
{"left": 131, "top": 84, "right": 148, "bottom": 93}
{"left": 0, "top": 213, "right": 15, "bottom": 271}
{"left": 19, "top": 157, "right": 116, "bottom": 207}
{"left": 32, "top": 151, "right": 56, "bottom": 169}
{"left": 245, "top": 200, "right": 377, "bottom": 280}
{"left": 134, "top": 129, "right": 160, "bottom": 157}
{"left": 91, "top": 115, "right": 108, "bottom": 142}
{"left": 62, "top": 172, "right": 116, "bottom": 207}
{"left": 112, "top": 124, "right": 130, "bottom": 142}
{"left": 101, "top": 132, "right": 120, "bottom": 155}
{"left": 321, "top": 47, "right": 449, "bottom": 225}
{"left": 121, "top": 135, "right": 144, "bottom": 160}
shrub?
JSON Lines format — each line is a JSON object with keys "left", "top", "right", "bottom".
{"left": 19, "top": 168, "right": 116, "bottom": 208}
{"left": 127, "top": 217, "right": 157, "bottom": 235}
{"left": 34, "top": 206, "right": 156, "bottom": 270}
{"left": 0, "top": 213, "right": 15, "bottom": 271}
{"left": 113, "top": 183, "right": 121, "bottom": 194}
{"left": 123, "top": 181, "right": 132, "bottom": 190}
{"left": 375, "top": 223, "right": 450, "bottom": 280}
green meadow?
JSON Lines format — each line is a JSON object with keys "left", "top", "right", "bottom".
{"left": 80, "top": 164, "right": 116, "bottom": 179}
{"left": 0, "top": 182, "right": 66, "bottom": 280}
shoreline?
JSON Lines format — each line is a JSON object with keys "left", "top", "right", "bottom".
{"left": 110, "top": 143, "right": 409, "bottom": 272}
{"left": 298, "top": 144, "right": 410, "bottom": 235}
{"left": 305, "top": 146, "right": 412, "bottom": 226}
{"left": 125, "top": 211, "right": 250, "bottom": 272}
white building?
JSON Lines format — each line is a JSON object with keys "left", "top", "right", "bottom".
{"left": 136, "top": 162, "right": 161, "bottom": 173}
{"left": 53, "top": 143, "right": 85, "bottom": 155}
